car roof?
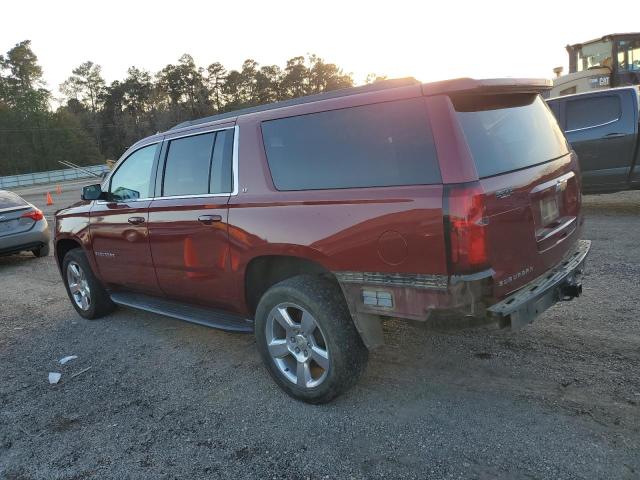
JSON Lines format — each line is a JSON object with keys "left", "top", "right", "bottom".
{"left": 169, "top": 77, "right": 421, "bottom": 131}
{"left": 129, "top": 76, "right": 552, "bottom": 149}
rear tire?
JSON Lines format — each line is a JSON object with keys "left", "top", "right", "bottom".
{"left": 32, "top": 244, "right": 50, "bottom": 257}
{"left": 62, "top": 248, "right": 115, "bottom": 319}
{"left": 255, "top": 275, "right": 368, "bottom": 404}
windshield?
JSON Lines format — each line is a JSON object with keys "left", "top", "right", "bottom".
{"left": 576, "top": 39, "right": 613, "bottom": 71}
{"left": 453, "top": 94, "right": 569, "bottom": 178}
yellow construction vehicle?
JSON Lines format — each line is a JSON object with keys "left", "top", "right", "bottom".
{"left": 550, "top": 33, "right": 640, "bottom": 98}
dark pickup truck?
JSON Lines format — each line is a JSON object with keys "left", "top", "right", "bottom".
{"left": 547, "top": 86, "right": 640, "bottom": 194}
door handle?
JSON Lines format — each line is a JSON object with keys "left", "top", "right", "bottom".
{"left": 198, "top": 214, "right": 222, "bottom": 225}
{"left": 127, "top": 216, "right": 145, "bottom": 225}
{"left": 603, "top": 133, "right": 625, "bottom": 139}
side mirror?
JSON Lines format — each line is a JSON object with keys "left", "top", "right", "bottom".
{"left": 82, "top": 184, "right": 104, "bottom": 201}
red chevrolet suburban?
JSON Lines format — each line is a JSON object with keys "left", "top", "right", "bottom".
{"left": 54, "top": 77, "right": 591, "bottom": 403}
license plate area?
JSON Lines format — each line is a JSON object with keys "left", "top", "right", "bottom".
{"left": 535, "top": 193, "right": 575, "bottom": 250}
{"left": 540, "top": 196, "right": 559, "bottom": 226}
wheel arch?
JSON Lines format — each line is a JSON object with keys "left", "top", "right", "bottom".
{"left": 55, "top": 238, "right": 83, "bottom": 270}
{"left": 244, "top": 254, "right": 339, "bottom": 317}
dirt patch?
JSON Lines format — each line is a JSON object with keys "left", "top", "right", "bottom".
{"left": 0, "top": 191, "right": 639, "bottom": 479}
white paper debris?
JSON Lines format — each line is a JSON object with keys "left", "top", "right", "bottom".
{"left": 48, "top": 372, "right": 62, "bottom": 384}
{"left": 59, "top": 355, "right": 78, "bottom": 365}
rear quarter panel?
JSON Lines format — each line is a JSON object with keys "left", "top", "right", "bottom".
{"left": 226, "top": 99, "right": 447, "bottom": 313}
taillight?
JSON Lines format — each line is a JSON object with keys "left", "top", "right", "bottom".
{"left": 21, "top": 209, "right": 44, "bottom": 222}
{"left": 445, "top": 182, "right": 489, "bottom": 274}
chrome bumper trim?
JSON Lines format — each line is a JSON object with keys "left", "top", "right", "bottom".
{"left": 334, "top": 271, "right": 448, "bottom": 290}
{"left": 488, "top": 239, "right": 591, "bottom": 326}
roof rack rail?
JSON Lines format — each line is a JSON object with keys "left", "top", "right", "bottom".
{"left": 170, "top": 77, "right": 420, "bottom": 130}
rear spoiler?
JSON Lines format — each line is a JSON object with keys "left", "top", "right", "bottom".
{"left": 422, "top": 78, "right": 553, "bottom": 97}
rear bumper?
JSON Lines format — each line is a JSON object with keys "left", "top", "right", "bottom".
{"left": 487, "top": 239, "right": 591, "bottom": 328}
{"left": 0, "top": 219, "right": 50, "bottom": 256}
{"left": 334, "top": 239, "right": 591, "bottom": 348}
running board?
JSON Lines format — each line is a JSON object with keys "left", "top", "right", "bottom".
{"left": 110, "top": 292, "right": 253, "bottom": 333}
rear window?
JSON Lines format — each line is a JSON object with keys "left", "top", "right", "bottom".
{"left": 453, "top": 94, "right": 569, "bottom": 178}
{"left": 565, "top": 95, "right": 620, "bottom": 131}
{"left": 261, "top": 99, "right": 440, "bottom": 191}
{"left": 0, "top": 190, "right": 27, "bottom": 210}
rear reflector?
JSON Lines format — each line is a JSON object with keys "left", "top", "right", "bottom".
{"left": 21, "top": 209, "right": 44, "bottom": 222}
{"left": 444, "top": 182, "right": 489, "bottom": 274}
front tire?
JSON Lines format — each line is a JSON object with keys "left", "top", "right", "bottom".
{"left": 255, "top": 275, "right": 368, "bottom": 404}
{"left": 62, "top": 248, "right": 115, "bottom": 319}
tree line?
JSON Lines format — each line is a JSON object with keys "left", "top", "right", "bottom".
{"left": 0, "top": 40, "right": 386, "bottom": 176}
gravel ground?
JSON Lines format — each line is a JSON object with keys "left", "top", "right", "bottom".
{"left": 0, "top": 188, "right": 639, "bottom": 480}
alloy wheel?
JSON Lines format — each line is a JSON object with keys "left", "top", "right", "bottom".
{"left": 265, "top": 302, "right": 330, "bottom": 388}
{"left": 66, "top": 261, "right": 91, "bottom": 311}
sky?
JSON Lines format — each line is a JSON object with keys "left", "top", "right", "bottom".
{"left": 2, "top": 0, "right": 639, "bottom": 102}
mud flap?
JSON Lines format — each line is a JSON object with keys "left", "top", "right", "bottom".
{"left": 335, "top": 281, "right": 385, "bottom": 349}
{"left": 351, "top": 312, "right": 385, "bottom": 350}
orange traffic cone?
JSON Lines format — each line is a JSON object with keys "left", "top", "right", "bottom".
{"left": 46, "top": 192, "right": 54, "bottom": 206}
{"left": 56, "top": 185, "right": 62, "bottom": 194}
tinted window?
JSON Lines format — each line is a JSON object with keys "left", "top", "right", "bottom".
{"left": 210, "top": 129, "right": 234, "bottom": 194}
{"left": 110, "top": 144, "right": 157, "bottom": 201}
{"left": 163, "top": 133, "right": 215, "bottom": 196}
{"left": 261, "top": 99, "right": 440, "bottom": 191}
{"left": 565, "top": 95, "right": 620, "bottom": 131}
{"left": 0, "top": 190, "right": 27, "bottom": 209}
{"left": 454, "top": 94, "right": 569, "bottom": 178}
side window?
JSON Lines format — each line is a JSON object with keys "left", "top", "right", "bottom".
{"left": 109, "top": 144, "right": 157, "bottom": 201}
{"left": 163, "top": 133, "right": 215, "bottom": 197}
{"left": 565, "top": 95, "right": 621, "bottom": 131}
{"left": 261, "top": 99, "right": 440, "bottom": 191}
{"left": 617, "top": 39, "right": 640, "bottom": 72}
{"left": 210, "top": 129, "right": 234, "bottom": 194}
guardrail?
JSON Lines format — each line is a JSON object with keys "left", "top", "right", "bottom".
{"left": 0, "top": 165, "right": 109, "bottom": 189}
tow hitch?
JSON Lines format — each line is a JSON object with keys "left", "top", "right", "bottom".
{"left": 560, "top": 280, "right": 582, "bottom": 300}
